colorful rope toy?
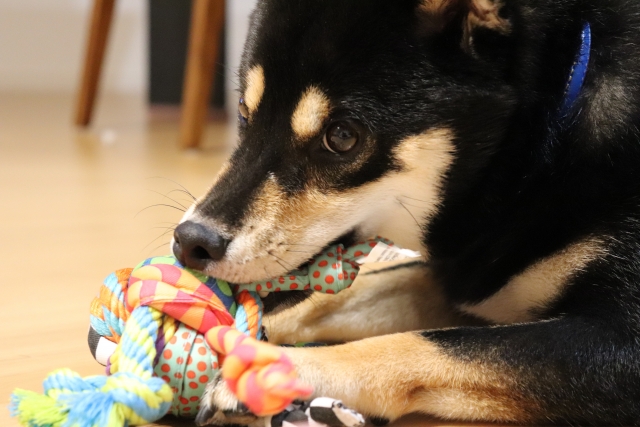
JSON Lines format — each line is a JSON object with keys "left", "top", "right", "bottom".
{"left": 10, "top": 238, "right": 400, "bottom": 427}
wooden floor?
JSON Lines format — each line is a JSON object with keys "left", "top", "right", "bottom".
{"left": 0, "top": 93, "right": 508, "bottom": 427}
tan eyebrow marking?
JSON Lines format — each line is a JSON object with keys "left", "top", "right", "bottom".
{"left": 291, "top": 86, "right": 331, "bottom": 141}
{"left": 244, "top": 65, "right": 265, "bottom": 115}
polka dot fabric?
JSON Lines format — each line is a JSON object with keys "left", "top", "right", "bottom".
{"left": 154, "top": 323, "right": 217, "bottom": 416}
{"left": 91, "top": 256, "right": 267, "bottom": 416}
{"left": 235, "top": 237, "right": 393, "bottom": 294}
{"left": 86, "top": 237, "right": 394, "bottom": 421}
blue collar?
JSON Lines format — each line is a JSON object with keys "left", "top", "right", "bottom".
{"left": 558, "top": 22, "right": 592, "bottom": 119}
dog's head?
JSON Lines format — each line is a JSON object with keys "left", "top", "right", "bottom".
{"left": 174, "top": 0, "right": 516, "bottom": 311}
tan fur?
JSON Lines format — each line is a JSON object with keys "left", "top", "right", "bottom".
{"left": 418, "top": 0, "right": 457, "bottom": 15}
{"left": 463, "top": 0, "right": 510, "bottom": 52}
{"left": 377, "top": 128, "right": 456, "bottom": 252}
{"left": 291, "top": 86, "right": 331, "bottom": 140}
{"left": 283, "top": 333, "right": 536, "bottom": 422}
{"left": 467, "top": 0, "right": 510, "bottom": 32}
{"left": 418, "top": 0, "right": 510, "bottom": 48}
{"left": 460, "top": 238, "right": 606, "bottom": 323}
{"left": 265, "top": 264, "right": 470, "bottom": 344}
{"left": 244, "top": 65, "right": 265, "bottom": 116}
{"left": 186, "top": 128, "right": 455, "bottom": 283}
{"left": 204, "top": 328, "right": 537, "bottom": 425}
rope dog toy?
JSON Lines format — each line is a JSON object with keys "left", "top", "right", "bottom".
{"left": 10, "top": 238, "right": 401, "bottom": 427}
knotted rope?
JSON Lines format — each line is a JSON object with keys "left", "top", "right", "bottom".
{"left": 11, "top": 238, "right": 393, "bottom": 427}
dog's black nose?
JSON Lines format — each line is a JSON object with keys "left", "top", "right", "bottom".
{"left": 173, "top": 221, "right": 229, "bottom": 270}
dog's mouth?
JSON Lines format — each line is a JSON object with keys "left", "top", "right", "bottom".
{"left": 260, "top": 230, "right": 358, "bottom": 315}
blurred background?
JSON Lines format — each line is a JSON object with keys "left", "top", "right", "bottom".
{"left": 0, "top": 0, "right": 255, "bottom": 123}
{"left": 0, "top": 2, "right": 258, "bottom": 423}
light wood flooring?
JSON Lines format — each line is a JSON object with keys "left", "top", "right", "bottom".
{"left": 0, "top": 93, "right": 509, "bottom": 427}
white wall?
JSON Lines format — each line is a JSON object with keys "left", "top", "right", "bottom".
{"left": 226, "top": 0, "right": 257, "bottom": 118}
{"left": 0, "top": 0, "right": 256, "bottom": 99}
{"left": 0, "top": 0, "right": 147, "bottom": 94}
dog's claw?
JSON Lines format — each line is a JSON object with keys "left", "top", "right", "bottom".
{"left": 198, "top": 373, "right": 261, "bottom": 427}
{"left": 369, "top": 416, "right": 390, "bottom": 426}
{"left": 195, "top": 405, "right": 216, "bottom": 426}
{"left": 222, "top": 402, "right": 250, "bottom": 415}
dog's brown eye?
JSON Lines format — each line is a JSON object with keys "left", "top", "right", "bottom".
{"left": 238, "top": 98, "right": 249, "bottom": 123}
{"left": 323, "top": 122, "right": 359, "bottom": 153}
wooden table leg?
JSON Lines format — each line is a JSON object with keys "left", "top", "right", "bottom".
{"left": 179, "top": 0, "right": 225, "bottom": 149}
{"left": 75, "top": 0, "right": 116, "bottom": 127}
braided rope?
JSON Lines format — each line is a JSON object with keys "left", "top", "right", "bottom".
{"left": 12, "top": 305, "right": 174, "bottom": 427}
{"left": 11, "top": 258, "right": 269, "bottom": 427}
{"left": 11, "top": 238, "right": 396, "bottom": 427}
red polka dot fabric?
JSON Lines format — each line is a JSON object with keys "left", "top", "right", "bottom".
{"left": 154, "top": 323, "right": 217, "bottom": 415}
{"left": 235, "top": 237, "right": 393, "bottom": 294}
{"left": 89, "top": 237, "right": 398, "bottom": 421}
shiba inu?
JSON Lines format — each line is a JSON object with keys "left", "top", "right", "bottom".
{"left": 172, "top": 0, "right": 640, "bottom": 424}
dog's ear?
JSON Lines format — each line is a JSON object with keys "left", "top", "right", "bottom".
{"left": 417, "top": 0, "right": 511, "bottom": 53}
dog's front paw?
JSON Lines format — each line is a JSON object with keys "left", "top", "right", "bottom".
{"left": 196, "top": 374, "right": 262, "bottom": 427}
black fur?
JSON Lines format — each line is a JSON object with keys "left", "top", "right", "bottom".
{"left": 192, "top": 0, "right": 640, "bottom": 423}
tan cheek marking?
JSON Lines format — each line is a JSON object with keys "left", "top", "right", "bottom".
{"left": 460, "top": 238, "right": 606, "bottom": 324}
{"left": 221, "top": 176, "right": 287, "bottom": 268}
{"left": 419, "top": 0, "right": 454, "bottom": 14}
{"left": 291, "top": 86, "right": 331, "bottom": 141}
{"left": 376, "top": 128, "right": 455, "bottom": 252}
{"left": 221, "top": 129, "right": 455, "bottom": 279}
{"left": 259, "top": 128, "right": 455, "bottom": 255}
{"left": 244, "top": 65, "right": 265, "bottom": 114}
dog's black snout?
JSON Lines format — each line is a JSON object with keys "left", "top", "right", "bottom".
{"left": 173, "top": 221, "right": 229, "bottom": 270}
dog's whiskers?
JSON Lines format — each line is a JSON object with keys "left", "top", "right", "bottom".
{"left": 269, "top": 252, "right": 297, "bottom": 271}
{"left": 166, "top": 189, "right": 198, "bottom": 204}
{"left": 285, "top": 243, "right": 324, "bottom": 249}
{"left": 285, "top": 249, "right": 317, "bottom": 255}
{"left": 274, "top": 259, "right": 290, "bottom": 273}
{"left": 146, "top": 176, "right": 197, "bottom": 201}
{"left": 135, "top": 204, "right": 186, "bottom": 218}
{"left": 148, "top": 226, "right": 178, "bottom": 232}
{"left": 142, "top": 229, "right": 175, "bottom": 252}
{"left": 148, "top": 240, "right": 173, "bottom": 256}
{"left": 398, "top": 201, "right": 429, "bottom": 209}
{"left": 146, "top": 189, "right": 189, "bottom": 210}
{"left": 397, "top": 194, "right": 432, "bottom": 204}
{"left": 216, "top": 61, "right": 241, "bottom": 89}
{"left": 397, "top": 199, "right": 422, "bottom": 231}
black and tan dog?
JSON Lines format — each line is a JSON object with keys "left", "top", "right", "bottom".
{"left": 171, "top": 0, "right": 640, "bottom": 424}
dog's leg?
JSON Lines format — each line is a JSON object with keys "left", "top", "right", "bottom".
{"left": 198, "top": 264, "right": 471, "bottom": 426}
{"left": 277, "top": 318, "right": 638, "bottom": 424}
{"left": 202, "top": 318, "right": 636, "bottom": 425}
{"left": 265, "top": 262, "right": 471, "bottom": 344}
